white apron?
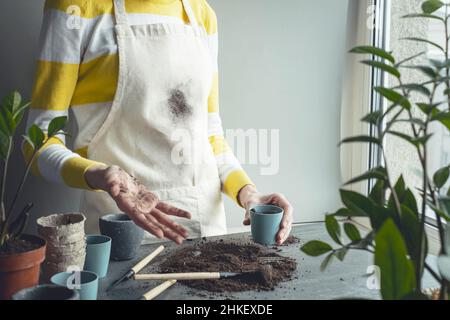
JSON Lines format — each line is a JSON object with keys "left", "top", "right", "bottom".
{"left": 79, "top": 0, "right": 227, "bottom": 242}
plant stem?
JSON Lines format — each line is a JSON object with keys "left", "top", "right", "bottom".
{"left": 0, "top": 137, "right": 13, "bottom": 247}
{"left": 445, "top": 8, "right": 450, "bottom": 112}
{"left": 6, "top": 150, "right": 38, "bottom": 221}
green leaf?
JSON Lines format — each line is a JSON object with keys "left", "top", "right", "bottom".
{"left": 361, "top": 60, "right": 400, "bottom": 78}
{"left": 422, "top": 0, "right": 444, "bottom": 14}
{"left": 301, "top": 241, "right": 333, "bottom": 257}
{"left": 369, "top": 179, "right": 387, "bottom": 204}
{"left": 375, "top": 219, "right": 416, "bottom": 300}
{"left": 2, "top": 91, "right": 22, "bottom": 114}
{"left": 401, "top": 37, "right": 444, "bottom": 52}
{"left": 27, "top": 125, "right": 45, "bottom": 151}
{"left": 22, "top": 135, "right": 35, "bottom": 150}
{"left": 339, "top": 135, "right": 381, "bottom": 146}
{"left": 400, "top": 205, "right": 426, "bottom": 276}
{"left": 434, "top": 166, "right": 450, "bottom": 189}
{"left": 334, "top": 247, "right": 348, "bottom": 261}
{"left": 431, "top": 111, "right": 450, "bottom": 131}
{"left": 403, "top": 189, "right": 419, "bottom": 214}
{"left": 0, "top": 112, "right": 10, "bottom": 136}
{"left": 0, "top": 134, "right": 11, "bottom": 160}
{"left": 340, "top": 189, "right": 375, "bottom": 217}
{"left": 332, "top": 207, "right": 363, "bottom": 218}
{"left": 388, "top": 176, "right": 406, "bottom": 212}
{"left": 4, "top": 109, "right": 16, "bottom": 134}
{"left": 394, "top": 84, "right": 431, "bottom": 96}
{"left": 387, "top": 130, "right": 432, "bottom": 146}
{"left": 320, "top": 252, "right": 334, "bottom": 272}
{"left": 350, "top": 46, "right": 395, "bottom": 64}
{"left": 402, "top": 13, "right": 444, "bottom": 21}
{"left": 325, "top": 215, "right": 341, "bottom": 245}
{"left": 438, "top": 254, "right": 450, "bottom": 282}
{"left": 361, "top": 111, "right": 383, "bottom": 125}
{"left": 417, "top": 102, "right": 440, "bottom": 115}
{"left": 402, "top": 65, "right": 437, "bottom": 78}
{"left": 388, "top": 118, "right": 427, "bottom": 129}
{"left": 47, "top": 116, "right": 68, "bottom": 138}
{"left": 429, "top": 203, "right": 449, "bottom": 222}
{"left": 374, "top": 87, "right": 411, "bottom": 109}
{"left": 344, "top": 223, "right": 361, "bottom": 242}
{"left": 344, "top": 166, "right": 388, "bottom": 186}
{"left": 12, "top": 101, "right": 30, "bottom": 126}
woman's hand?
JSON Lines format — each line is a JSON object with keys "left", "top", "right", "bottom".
{"left": 238, "top": 185, "right": 293, "bottom": 245}
{"left": 85, "top": 165, "right": 191, "bottom": 244}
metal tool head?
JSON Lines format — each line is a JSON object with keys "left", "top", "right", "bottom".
{"left": 107, "top": 270, "right": 134, "bottom": 291}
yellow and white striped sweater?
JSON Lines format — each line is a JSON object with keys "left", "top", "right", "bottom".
{"left": 26, "top": 0, "right": 253, "bottom": 203}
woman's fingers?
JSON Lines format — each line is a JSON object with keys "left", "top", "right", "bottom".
{"left": 145, "top": 212, "right": 185, "bottom": 244}
{"left": 132, "top": 212, "right": 164, "bottom": 239}
{"left": 151, "top": 208, "right": 189, "bottom": 239}
{"left": 261, "top": 193, "right": 293, "bottom": 245}
{"left": 156, "top": 202, "right": 192, "bottom": 219}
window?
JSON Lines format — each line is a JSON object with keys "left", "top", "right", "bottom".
{"left": 378, "top": 0, "right": 450, "bottom": 224}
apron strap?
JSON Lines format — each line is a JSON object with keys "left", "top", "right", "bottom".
{"left": 113, "top": 0, "right": 128, "bottom": 25}
{"left": 113, "top": 0, "right": 198, "bottom": 27}
{"left": 181, "top": 0, "right": 199, "bottom": 27}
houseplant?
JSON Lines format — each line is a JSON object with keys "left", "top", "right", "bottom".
{"left": 301, "top": 0, "right": 450, "bottom": 300}
{"left": 0, "top": 90, "right": 67, "bottom": 299}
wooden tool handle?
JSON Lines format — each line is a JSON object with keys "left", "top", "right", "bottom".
{"left": 132, "top": 245, "right": 165, "bottom": 274}
{"left": 142, "top": 280, "right": 177, "bottom": 300}
{"left": 135, "top": 272, "right": 221, "bottom": 281}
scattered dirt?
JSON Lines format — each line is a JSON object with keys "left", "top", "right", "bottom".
{"left": 282, "top": 235, "right": 301, "bottom": 246}
{"left": 159, "top": 241, "right": 297, "bottom": 293}
{"left": 0, "top": 238, "right": 41, "bottom": 256}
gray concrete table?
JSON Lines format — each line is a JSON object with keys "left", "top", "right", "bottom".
{"left": 99, "top": 223, "right": 439, "bottom": 300}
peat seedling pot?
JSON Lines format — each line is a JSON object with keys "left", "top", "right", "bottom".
{"left": 99, "top": 213, "right": 144, "bottom": 261}
{"left": 37, "top": 213, "right": 86, "bottom": 281}
{"left": 0, "top": 234, "right": 46, "bottom": 300}
{"left": 11, "top": 284, "right": 79, "bottom": 300}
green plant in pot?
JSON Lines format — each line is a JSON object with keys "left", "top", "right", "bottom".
{"left": 0, "top": 91, "right": 68, "bottom": 299}
{"left": 301, "top": 0, "right": 450, "bottom": 300}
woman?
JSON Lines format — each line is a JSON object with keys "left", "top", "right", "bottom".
{"left": 26, "top": 0, "right": 293, "bottom": 244}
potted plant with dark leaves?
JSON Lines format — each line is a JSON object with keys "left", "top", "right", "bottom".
{"left": 301, "top": 0, "right": 450, "bottom": 300}
{"left": 0, "top": 91, "right": 67, "bottom": 299}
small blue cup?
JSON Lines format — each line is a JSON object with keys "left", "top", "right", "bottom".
{"left": 51, "top": 271, "right": 98, "bottom": 300}
{"left": 250, "top": 205, "right": 283, "bottom": 245}
{"left": 84, "top": 235, "right": 111, "bottom": 278}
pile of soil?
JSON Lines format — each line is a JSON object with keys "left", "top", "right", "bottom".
{"left": 0, "top": 238, "right": 40, "bottom": 257}
{"left": 159, "top": 241, "right": 297, "bottom": 293}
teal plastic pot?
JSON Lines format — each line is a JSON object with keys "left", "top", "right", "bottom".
{"left": 50, "top": 271, "right": 98, "bottom": 300}
{"left": 250, "top": 205, "right": 283, "bottom": 245}
{"left": 84, "top": 235, "right": 111, "bottom": 278}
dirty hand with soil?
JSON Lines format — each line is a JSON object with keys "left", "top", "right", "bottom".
{"left": 85, "top": 165, "right": 191, "bottom": 244}
{"left": 239, "top": 185, "right": 293, "bottom": 245}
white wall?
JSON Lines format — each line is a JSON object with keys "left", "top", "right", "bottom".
{"left": 209, "top": 0, "right": 349, "bottom": 229}
{"left": 0, "top": 0, "right": 348, "bottom": 234}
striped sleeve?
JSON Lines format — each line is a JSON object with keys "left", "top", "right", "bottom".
{"left": 25, "top": 0, "right": 105, "bottom": 190}
{"left": 203, "top": 1, "right": 255, "bottom": 205}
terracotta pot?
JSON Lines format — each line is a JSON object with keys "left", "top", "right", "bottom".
{"left": 0, "top": 234, "right": 46, "bottom": 300}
